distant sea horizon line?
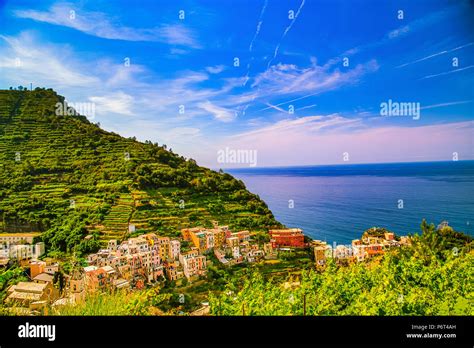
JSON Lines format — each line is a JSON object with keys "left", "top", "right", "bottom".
{"left": 220, "top": 159, "right": 474, "bottom": 172}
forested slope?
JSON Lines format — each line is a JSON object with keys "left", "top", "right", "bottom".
{"left": 0, "top": 88, "right": 281, "bottom": 254}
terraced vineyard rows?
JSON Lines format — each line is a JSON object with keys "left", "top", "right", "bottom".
{"left": 101, "top": 194, "right": 134, "bottom": 242}
{"left": 0, "top": 88, "right": 281, "bottom": 254}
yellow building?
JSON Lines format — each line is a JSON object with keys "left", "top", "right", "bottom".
{"left": 157, "top": 237, "right": 170, "bottom": 260}
{"left": 311, "top": 240, "right": 332, "bottom": 266}
{"left": 212, "top": 230, "right": 226, "bottom": 248}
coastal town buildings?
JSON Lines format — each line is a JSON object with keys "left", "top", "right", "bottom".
{"left": 181, "top": 224, "right": 235, "bottom": 254}
{"left": 191, "top": 231, "right": 208, "bottom": 253}
{"left": 231, "top": 230, "right": 251, "bottom": 243}
{"left": 211, "top": 229, "right": 226, "bottom": 248}
{"left": 179, "top": 249, "right": 206, "bottom": 279}
{"left": 1, "top": 223, "right": 275, "bottom": 311}
{"left": 30, "top": 260, "right": 59, "bottom": 278}
{"left": 0, "top": 233, "right": 43, "bottom": 267}
{"left": 6, "top": 281, "right": 58, "bottom": 309}
{"left": 226, "top": 236, "right": 239, "bottom": 248}
{"left": 87, "top": 234, "right": 165, "bottom": 283}
{"left": 169, "top": 240, "right": 181, "bottom": 260}
{"left": 156, "top": 237, "right": 171, "bottom": 261}
{"left": 269, "top": 229, "right": 305, "bottom": 248}
{"left": 1, "top": 220, "right": 420, "bottom": 316}
{"left": 32, "top": 272, "right": 54, "bottom": 285}
{"left": 311, "top": 240, "right": 332, "bottom": 266}
{"left": 164, "top": 260, "right": 184, "bottom": 281}
{"left": 312, "top": 231, "right": 409, "bottom": 264}
{"left": 66, "top": 270, "right": 87, "bottom": 303}
{"left": 263, "top": 242, "right": 275, "bottom": 257}
{"left": 0, "top": 232, "right": 40, "bottom": 245}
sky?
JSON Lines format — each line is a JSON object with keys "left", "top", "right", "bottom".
{"left": 0, "top": 0, "right": 473, "bottom": 168}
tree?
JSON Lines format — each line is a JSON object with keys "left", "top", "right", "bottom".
{"left": 53, "top": 270, "right": 66, "bottom": 294}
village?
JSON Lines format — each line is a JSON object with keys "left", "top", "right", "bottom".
{"left": 0, "top": 222, "right": 410, "bottom": 313}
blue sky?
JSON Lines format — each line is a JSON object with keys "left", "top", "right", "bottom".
{"left": 0, "top": 0, "right": 473, "bottom": 167}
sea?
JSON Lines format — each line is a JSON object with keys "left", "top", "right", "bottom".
{"left": 227, "top": 161, "right": 474, "bottom": 244}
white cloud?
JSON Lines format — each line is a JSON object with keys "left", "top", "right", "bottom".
{"left": 233, "top": 114, "right": 362, "bottom": 139}
{"left": 89, "top": 91, "right": 135, "bottom": 116}
{"left": 388, "top": 25, "right": 410, "bottom": 39}
{"left": 13, "top": 2, "right": 200, "bottom": 47}
{"left": 0, "top": 30, "right": 379, "bottom": 135}
{"left": 170, "top": 48, "right": 189, "bottom": 55}
{"left": 252, "top": 60, "right": 379, "bottom": 99}
{"left": 159, "top": 25, "right": 200, "bottom": 48}
{"left": 197, "top": 101, "right": 236, "bottom": 122}
{"left": 0, "top": 32, "right": 98, "bottom": 87}
{"left": 168, "top": 127, "right": 201, "bottom": 138}
{"left": 205, "top": 65, "right": 226, "bottom": 74}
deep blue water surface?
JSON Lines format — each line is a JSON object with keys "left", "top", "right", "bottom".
{"left": 227, "top": 161, "right": 474, "bottom": 244}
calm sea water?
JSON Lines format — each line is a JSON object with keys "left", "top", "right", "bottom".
{"left": 227, "top": 161, "right": 474, "bottom": 244}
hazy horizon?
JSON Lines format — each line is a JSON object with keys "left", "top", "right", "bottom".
{"left": 221, "top": 158, "right": 474, "bottom": 171}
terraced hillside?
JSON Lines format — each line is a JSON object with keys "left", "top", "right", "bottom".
{"left": 0, "top": 88, "right": 281, "bottom": 253}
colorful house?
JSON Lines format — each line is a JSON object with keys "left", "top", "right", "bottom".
{"left": 269, "top": 229, "right": 305, "bottom": 248}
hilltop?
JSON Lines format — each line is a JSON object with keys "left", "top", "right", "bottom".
{"left": 0, "top": 88, "right": 281, "bottom": 254}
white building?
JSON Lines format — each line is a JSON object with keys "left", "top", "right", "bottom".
{"left": 232, "top": 246, "right": 241, "bottom": 259}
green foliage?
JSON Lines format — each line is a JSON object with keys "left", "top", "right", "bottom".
{"left": 53, "top": 291, "right": 136, "bottom": 316}
{"left": 362, "top": 226, "right": 393, "bottom": 240}
{"left": 210, "top": 252, "right": 473, "bottom": 316}
{"left": 53, "top": 287, "right": 195, "bottom": 315}
{"left": 209, "top": 223, "right": 474, "bottom": 316}
{"left": 41, "top": 213, "right": 100, "bottom": 254}
{"left": 401, "top": 219, "right": 473, "bottom": 262}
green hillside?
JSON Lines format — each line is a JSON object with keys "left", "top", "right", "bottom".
{"left": 0, "top": 88, "right": 281, "bottom": 254}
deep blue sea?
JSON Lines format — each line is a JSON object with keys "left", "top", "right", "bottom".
{"left": 227, "top": 161, "right": 474, "bottom": 244}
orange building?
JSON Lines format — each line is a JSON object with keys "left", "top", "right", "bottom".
{"left": 30, "top": 260, "right": 46, "bottom": 278}
{"left": 84, "top": 266, "right": 107, "bottom": 292}
{"left": 366, "top": 244, "right": 384, "bottom": 256}
{"left": 181, "top": 227, "right": 204, "bottom": 241}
